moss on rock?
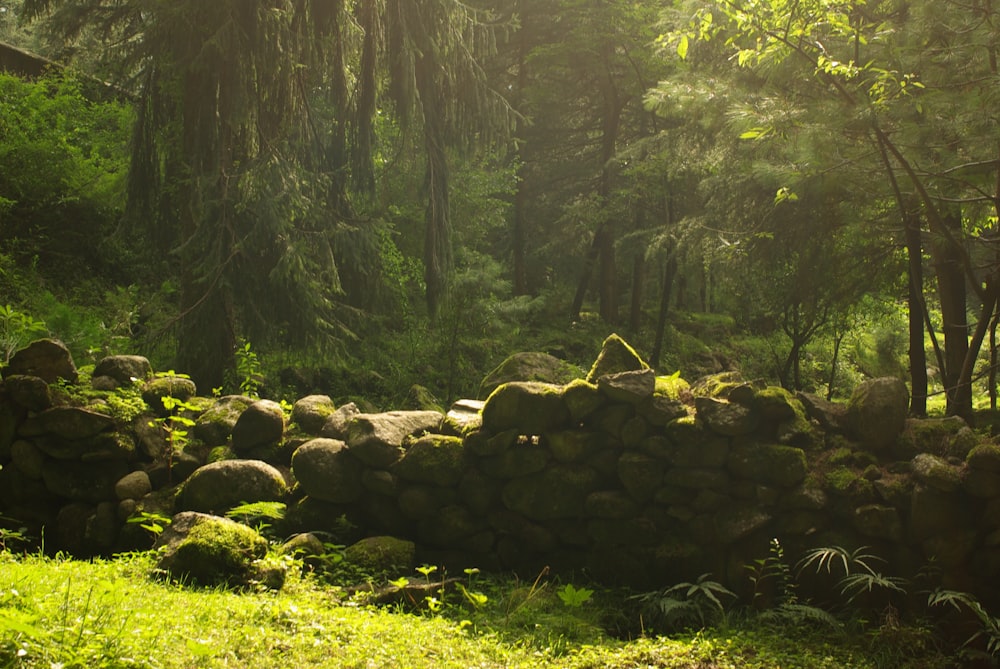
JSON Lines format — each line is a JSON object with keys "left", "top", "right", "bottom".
{"left": 343, "top": 535, "right": 416, "bottom": 575}
{"left": 155, "top": 512, "right": 269, "bottom": 587}
{"left": 392, "top": 434, "right": 466, "bottom": 486}
{"left": 481, "top": 382, "right": 570, "bottom": 434}
{"left": 585, "top": 334, "right": 649, "bottom": 383}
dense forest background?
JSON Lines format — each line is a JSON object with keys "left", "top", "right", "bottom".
{"left": 1, "top": 0, "right": 998, "bottom": 421}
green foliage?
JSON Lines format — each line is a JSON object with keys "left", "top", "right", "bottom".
{"left": 632, "top": 573, "right": 736, "bottom": 632}
{"left": 225, "top": 502, "right": 287, "bottom": 535}
{"left": 0, "top": 72, "right": 129, "bottom": 282}
{"left": 0, "top": 303, "right": 48, "bottom": 363}
{"left": 798, "top": 546, "right": 909, "bottom": 605}
{"left": 148, "top": 373, "right": 198, "bottom": 485}
{"left": 928, "top": 589, "right": 1000, "bottom": 660}
{"left": 556, "top": 583, "right": 594, "bottom": 608}
{"left": 125, "top": 511, "right": 171, "bottom": 538}
{"left": 234, "top": 338, "right": 263, "bottom": 398}
{"left": 101, "top": 385, "right": 148, "bottom": 423}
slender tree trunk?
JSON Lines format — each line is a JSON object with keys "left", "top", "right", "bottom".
{"left": 629, "top": 253, "right": 644, "bottom": 332}
{"left": 570, "top": 236, "right": 601, "bottom": 320}
{"left": 827, "top": 328, "right": 847, "bottom": 401}
{"left": 933, "top": 209, "right": 971, "bottom": 418}
{"left": 905, "top": 209, "right": 928, "bottom": 416}
{"left": 873, "top": 128, "right": 928, "bottom": 415}
{"left": 510, "top": 2, "right": 529, "bottom": 296}
{"left": 650, "top": 255, "right": 678, "bottom": 368}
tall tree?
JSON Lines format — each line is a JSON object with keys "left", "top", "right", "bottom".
{"left": 25, "top": 0, "right": 510, "bottom": 387}
{"left": 661, "top": 0, "right": 1000, "bottom": 418}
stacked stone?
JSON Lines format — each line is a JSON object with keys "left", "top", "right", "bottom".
{"left": 2, "top": 335, "right": 999, "bottom": 604}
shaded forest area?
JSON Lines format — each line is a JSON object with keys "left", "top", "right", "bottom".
{"left": 1, "top": 0, "right": 999, "bottom": 422}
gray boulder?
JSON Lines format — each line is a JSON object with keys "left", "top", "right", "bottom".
{"left": 847, "top": 377, "right": 909, "bottom": 452}
{"left": 93, "top": 355, "right": 153, "bottom": 387}
{"left": 154, "top": 512, "right": 272, "bottom": 588}
{"left": 231, "top": 400, "right": 285, "bottom": 453}
{"left": 320, "top": 402, "right": 361, "bottom": 440}
{"left": 179, "top": 459, "right": 288, "bottom": 514}
{"left": 291, "top": 438, "right": 364, "bottom": 503}
{"left": 586, "top": 334, "right": 649, "bottom": 383}
{"left": 291, "top": 395, "right": 337, "bottom": 435}
{"left": 479, "top": 351, "right": 583, "bottom": 399}
{"left": 19, "top": 406, "right": 115, "bottom": 440}
{"left": 3, "top": 339, "right": 77, "bottom": 383}
{"left": 344, "top": 411, "right": 442, "bottom": 468}
{"left": 194, "top": 396, "right": 254, "bottom": 446}
{"left": 4, "top": 374, "right": 52, "bottom": 412}
{"left": 481, "top": 382, "right": 569, "bottom": 435}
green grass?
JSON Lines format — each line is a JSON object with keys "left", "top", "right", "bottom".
{"left": 0, "top": 552, "right": 959, "bottom": 669}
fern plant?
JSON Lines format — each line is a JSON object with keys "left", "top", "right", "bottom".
{"left": 746, "top": 539, "right": 841, "bottom": 629}
{"left": 632, "top": 573, "right": 736, "bottom": 632}
{"left": 797, "top": 545, "right": 909, "bottom": 605}
{"left": 928, "top": 588, "right": 1000, "bottom": 660}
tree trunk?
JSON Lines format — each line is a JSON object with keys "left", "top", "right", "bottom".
{"left": 650, "top": 255, "right": 678, "bottom": 368}
{"left": 905, "top": 209, "right": 928, "bottom": 416}
{"left": 629, "top": 253, "right": 644, "bottom": 332}
{"left": 933, "top": 209, "right": 970, "bottom": 418}
{"left": 570, "top": 235, "right": 601, "bottom": 320}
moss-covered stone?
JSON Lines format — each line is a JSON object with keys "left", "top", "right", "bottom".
{"left": 898, "top": 416, "right": 971, "bottom": 459}
{"left": 910, "top": 485, "right": 973, "bottom": 542}
{"left": 343, "top": 535, "right": 416, "bottom": 574}
{"left": 231, "top": 399, "right": 286, "bottom": 454}
{"left": 696, "top": 397, "right": 759, "bottom": 437}
{"left": 546, "top": 430, "right": 603, "bottom": 463}
{"left": 291, "top": 438, "right": 364, "bottom": 504}
{"left": 398, "top": 485, "right": 458, "bottom": 520}
{"left": 654, "top": 374, "right": 690, "bottom": 401}
{"left": 194, "top": 395, "right": 253, "bottom": 446}
{"left": 142, "top": 376, "right": 197, "bottom": 415}
{"left": 291, "top": 395, "right": 337, "bottom": 434}
{"left": 585, "top": 489, "right": 640, "bottom": 519}
{"left": 713, "top": 505, "right": 771, "bottom": 544}
{"left": 479, "top": 352, "right": 583, "bottom": 399}
{"left": 847, "top": 377, "right": 908, "bottom": 452}
{"left": 824, "top": 466, "right": 876, "bottom": 505}
{"left": 853, "top": 504, "right": 903, "bottom": 541}
{"left": 392, "top": 434, "right": 466, "bottom": 486}
{"left": 618, "top": 451, "right": 665, "bottom": 502}
{"left": 585, "top": 334, "right": 649, "bottom": 383}
{"left": 155, "top": 512, "right": 269, "bottom": 587}
{"left": 561, "top": 378, "right": 604, "bottom": 422}
{"left": 179, "top": 459, "right": 288, "bottom": 514}
{"left": 481, "top": 382, "right": 570, "bottom": 435}
{"left": 968, "top": 443, "right": 1000, "bottom": 473}
{"left": 345, "top": 411, "right": 443, "bottom": 468}
{"left": 501, "top": 464, "right": 601, "bottom": 521}
{"left": 727, "top": 443, "right": 807, "bottom": 488}
{"left": 479, "top": 441, "right": 551, "bottom": 479}
{"left": 689, "top": 372, "right": 746, "bottom": 400}
{"left": 417, "top": 505, "right": 485, "bottom": 546}
{"left": 403, "top": 384, "right": 445, "bottom": 413}
{"left": 597, "top": 369, "right": 655, "bottom": 405}
{"left": 911, "top": 453, "right": 963, "bottom": 493}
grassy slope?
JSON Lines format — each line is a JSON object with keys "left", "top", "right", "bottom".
{"left": 0, "top": 552, "right": 951, "bottom": 669}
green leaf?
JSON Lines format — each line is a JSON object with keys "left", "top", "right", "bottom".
{"left": 677, "top": 34, "right": 689, "bottom": 60}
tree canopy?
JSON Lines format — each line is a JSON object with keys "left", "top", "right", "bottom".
{"left": 2, "top": 0, "right": 1000, "bottom": 418}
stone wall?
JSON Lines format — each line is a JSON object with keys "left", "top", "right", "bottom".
{"left": 3, "top": 335, "right": 1000, "bottom": 604}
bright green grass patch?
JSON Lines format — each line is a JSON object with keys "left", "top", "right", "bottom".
{"left": 0, "top": 552, "right": 950, "bottom": 669}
